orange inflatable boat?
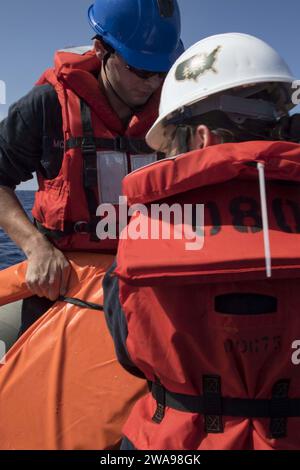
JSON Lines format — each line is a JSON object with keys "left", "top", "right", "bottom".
{"left": 0, "top": 252, "right": 147, "bottom": 449}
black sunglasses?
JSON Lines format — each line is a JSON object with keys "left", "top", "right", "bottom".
{"left": 94, "top": 37, "right": 167, "bottom": 80}
{"left": 125, "top": 63, "right": 167, "bottom": 80}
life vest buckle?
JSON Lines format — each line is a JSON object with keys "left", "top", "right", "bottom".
{"left": 203, "top": 375, "right": 224, "bottom": 433}
{"left": 81, "top": 136, "right": 97, "bottom": 155}
{"left": 151, "top": 380, "right": 166, "bottom": 424}
{"left": 114, "top": 136, "right": 128, "bottom": 153}
{"left": 270, "top": 379, "right": 290, "bottom": 438}
{"left": 74, "top": 221, "right": 90, "bottom": 234}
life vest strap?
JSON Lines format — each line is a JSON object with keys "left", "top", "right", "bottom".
{"left": 35, "top": 219, "right": 120, "bottom": 253}
{"left": 77, "top": 99, "right": 163, "bottom": 242}
{"left": 59, "top": 296, "right": 103, "bottom": 311}
{"left": 152, "top": 378, "right": 166, "bottom": 424}
{"left": 66, "top": 136, "right": 155, "bottom": 155}
{"left": 151, "top": 378, "right": 297, "bottom": 438}
{"left": 35, "top": 218, "right": 101, "bottom": 238}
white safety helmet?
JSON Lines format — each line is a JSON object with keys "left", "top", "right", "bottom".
{"left": 146, "top": 33, "right": 295, "bottom": 151}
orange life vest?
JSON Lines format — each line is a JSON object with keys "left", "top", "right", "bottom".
{"left": 32, "top": 46, "right": 161, "bottom": 252}
{"left": 115, "top": 141, "right": 300, "bottom": 450}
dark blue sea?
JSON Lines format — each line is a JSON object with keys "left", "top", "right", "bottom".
{"left": 0, "top": 191, "right": 35, "bottom": 270}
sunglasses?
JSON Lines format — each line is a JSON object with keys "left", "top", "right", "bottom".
{"left": 124, "top": 63, "right": 167, "bottom": 80}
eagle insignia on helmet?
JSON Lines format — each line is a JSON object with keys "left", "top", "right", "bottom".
{"left": 175, "top": 46, "right": 221, "bottom": 81}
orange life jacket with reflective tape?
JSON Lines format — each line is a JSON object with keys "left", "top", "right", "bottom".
{"left": 115, "top": 141, "right": 300, "bottom": 450}
{"left": 32, "top": 46, "right": 160, "bottom": 252}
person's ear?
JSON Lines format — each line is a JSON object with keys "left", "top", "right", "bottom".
{"left": 94, "top": 39, "right": 106, "bottom": 61}
{"left": 193, "top": 125, "right": 212, "bottom": 149}
{"left": 193, "top": 125, "right": 221, "bottom": 149}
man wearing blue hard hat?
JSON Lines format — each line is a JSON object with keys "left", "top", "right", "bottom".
{"left": 0, "top": 0, "right": 184, "bottom": 334}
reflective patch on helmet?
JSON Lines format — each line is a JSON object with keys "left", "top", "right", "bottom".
{"left": 175, "top": 46, "right": 221, "bottom": 81}
{"left": 58, "top": 46, "right": 93, "bottom": 55}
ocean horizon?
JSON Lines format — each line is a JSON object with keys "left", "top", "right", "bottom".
{"left": 0, "top": 190, "right": 35, "bottom": 270}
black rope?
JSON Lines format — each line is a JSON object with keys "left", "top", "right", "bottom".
{"left": 59, "top": 296, "right": 103, "bottom": 311}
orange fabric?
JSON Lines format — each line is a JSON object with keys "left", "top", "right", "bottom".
{"left": 122, "top": 278, "right": 300, "bottom": 450}
{"left": 0, "top": 261, "right": 30, "bottom": 305}
{"left": 116, "top": 141, "right": 300, "bottom": 449}
{"left": 0, "top": 252, "right": 147, "bottom": 449}
{"left": 117, "top": 178, "right": 300, "bottom": 284}
{"left": 122, "top": 141, "right": 300, "bottom": 205}
{"left": 118, "top": 141, "right": 300, "bottom": 284}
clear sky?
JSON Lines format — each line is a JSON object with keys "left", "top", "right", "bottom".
{"left": 0, "top": 0, "right": 299, "bottom": 189}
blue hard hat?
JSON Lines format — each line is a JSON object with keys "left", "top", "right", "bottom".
{"left": 88, "top": 0, "right": 184, "bottom": 72}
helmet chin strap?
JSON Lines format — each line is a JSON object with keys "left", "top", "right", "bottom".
{"left": 102, "top": 53, "right": 146, "bottom": 115}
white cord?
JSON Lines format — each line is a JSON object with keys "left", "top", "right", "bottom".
{"left": 257, "top": 162, "right": 272, "bottom": 278}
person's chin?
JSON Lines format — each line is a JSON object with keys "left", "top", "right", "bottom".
{"left": 130, "top": 92, "right": 151, "bottom": 106}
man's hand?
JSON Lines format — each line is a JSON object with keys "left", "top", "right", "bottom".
{"left": 0, "top": 186, "right": 71, "bottom": 301}
{"left": 25, "top": 242, "right": 71, "bottom": 301}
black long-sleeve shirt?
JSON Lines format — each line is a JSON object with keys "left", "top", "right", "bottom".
{"left": 0, "top": 84, "right": 64, "bottom": 188}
